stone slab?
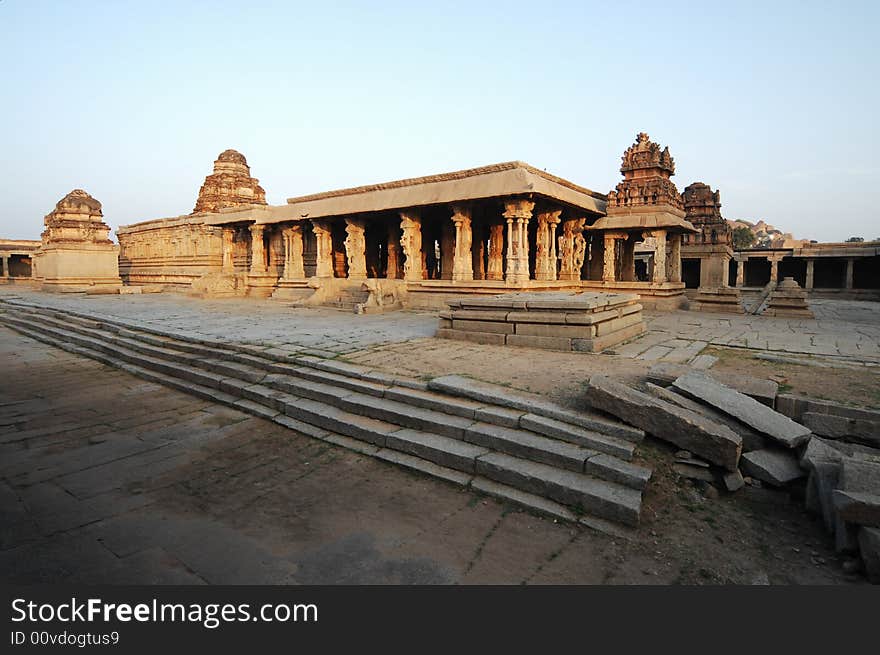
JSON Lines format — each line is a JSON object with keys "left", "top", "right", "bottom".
{"left": 514, "top": 323, "right": 595, "bottom": 339}
{"left": 584, "top": 376, "right": 742, "bottom": 470}
{"left": 723, "top": 469, "right": 745, "bottom": 492}
{"left": 672, "top": 372, "right": 810, "bottom": 448}
{"left": 839, "top": 457, "right": 880, "bottom": 492}
{"left": 385, "top": 428, "right": 489, "bottom": 473}
{"left": 506, "top": 334, "right": 572, "bottom": 351}
{"left": 740, "top": 448, "right": 805, "bottom": 486}
{"left": 436, "top": 328, "right": 505, "bottom": 346}
{"left": 648, "top": 362, "right": 778, "bottom": 407}
{"left": 831, "top": 490, "right": 880, "bottom": 528}
{"left": 802, "top": 412, "right": 880, "bottom": 447}
{"left": 452, "top": 319, "right": 514, "bottom": 334}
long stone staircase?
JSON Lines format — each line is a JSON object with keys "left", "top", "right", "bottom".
{"left": 0, "top": 299, "right": 651, "bottom": 535}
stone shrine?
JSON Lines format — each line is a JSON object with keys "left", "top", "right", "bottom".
{"left": 33, "top": 189, "right": 122, "bottom": 292}
{"left": 192, "top": 149, "right": 267, "bottom": 214}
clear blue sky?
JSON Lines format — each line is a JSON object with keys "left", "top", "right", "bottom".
{"left": 1, "top": 0, "right": 877, "bottom": 242}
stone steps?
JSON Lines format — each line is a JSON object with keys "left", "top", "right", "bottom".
{"left": 0, "top": 302, "right": 650, "bottom": 530}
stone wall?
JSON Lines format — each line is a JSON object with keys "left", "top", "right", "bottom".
{"left": 117, "top": 215, "right": 223, "bottom": 288}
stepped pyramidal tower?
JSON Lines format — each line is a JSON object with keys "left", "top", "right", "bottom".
{"left": 192, "top": 149, "right": 267, "bottom": 214}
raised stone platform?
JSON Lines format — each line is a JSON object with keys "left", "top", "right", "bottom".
{"left": 763, "top": 277, "right": 814, "bottom": 318}
{"left": 437, "top": 291, "right": 646, "bottom": 353}
{"left": 689, "top": 287, "right": 744, "bottom": 314}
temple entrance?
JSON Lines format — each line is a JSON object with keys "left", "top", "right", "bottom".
{"left": 745, "top": 258, "right": 771, "bottom": 286}
{"left": 681, "top": 258, "right": 701, "bottom": 288}
{"left": 854, "top": 256, "right": 880, "bottom": 288}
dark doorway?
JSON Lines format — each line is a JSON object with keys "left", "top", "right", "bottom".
{"left": 814, "top": 258, "right": 845, "bottom": 288}
{"left": 728, "top": 259, "right": 738, "bottom": 287}
{"left": 779, "top": 257, "right": 807, "bottom": 287}
{"left": 745, "top": 258, "right": 771, "bottom": 286}
{"left": 682, "top": 258, "right": 701, "bottom": 288}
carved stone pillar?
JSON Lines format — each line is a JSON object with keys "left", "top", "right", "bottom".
{"left": 451, "top": 205, "right": 474, "bottom": 282}
{"left": 221, "top": 227, "right": 235, "bottom": 273}
{"left": 487, "top": 222, "right": 505, "bottom": 281}
{"left": 558, "top": 218, "right": 585, "bottom": 281}
{"left": 668, "top": 233, "right": 682, "bottom": 284}
{"left": 472, "top": 222, "right": 486, "bottom": 281}
{"left": 1, "top": 255, "right": 8, "bottom": 278}
{"left": 769, "top": 257, "right": 779, "bottom": 284}
{"left": 311, "top": 220, "right": 334, "bottom": 278}
{"left": 400, "top": 210, "right": 424, "bottom": 281}
{"left": 603, "top": 233, "right": 617, "bottom": 282}
{"left": 248, "top": 224, "right": 266, "bottom": 274}
{"left": 805, "top": 258, "right": 814, "bottom": 290}
{"left": 344, "top": 218, "right": 367, "bottom": 280}
{"left": 281, "top": 224, "right": 305, "bottom": 280}
{"left": 534, "top": 210, "right": 562, "bottom": 281}
{"left": 845, "top": 258, "right": 854, "bottom": 289}
{"left": 503, "top": 199, "right": 534, "bottom": 285}
{"left": 386, "top": 224, "right": 399, "bottom": 279}
{"left": 651, "top": 230, "right": 667, "bottom": 284}
{"left": 736, "top": 259, "right": 745, "bottom": 287}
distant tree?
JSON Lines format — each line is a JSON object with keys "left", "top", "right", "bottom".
{"left": 845, "top": 236, "right": 864, "bottom": 242}
{"left": 732, "top": 226, "right": 756, "bottom": 249}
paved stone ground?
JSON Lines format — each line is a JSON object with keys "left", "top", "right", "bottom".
{"left": 1, "top": 290, "right": 876, "bottom": 366}
{"left": 0, "top": 326, "right": 866, "bottom": 584}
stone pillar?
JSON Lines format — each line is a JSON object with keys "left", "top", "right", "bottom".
{"left": 400, "top": 211, "right": 424, "bottom": 281}
{"left": 805, "top": 258, "right": 815, "bottom": 290}
{"left": 603, "top": 233, "right": 617, "bottom": 282}
{"left": 558, "top": 218, "right": 585, "bottom": 281}
{"left": 736, "top": 258, "right": 745, "bottom": 287}
{"left": 487, "top": 222, "right": 505, "bottom": 281}
{"left": 503, "top": 199, "right": 534, "bottom": 285}
{"left": 534, "top": 210, "right": 562, "bottom": 281}
{"left": 344, "top": 218, "right": 367, "bottom": 280}
{"left": 1, "top": 255, "right": 8, "bottom": 278}
{"left": 451, "top": 205, "right": 474, "bottom": 282}
{"left": 281, "top": 224, "right": 305, "bottom": 280}
{"left": 221, "top": 227, "right": 235, "bottom": 273}
{"left": 386, "top": 224, "right": 399, "bottom": 279}
{"left": 668, "top": 233, "right": 682, "bottom": 284}
{"left": 845, "top": 258, "right": 854, "bottom": 289}
{"left": 472, "top": 223, "right": 486, "bottom": 281}
{"left": 312, "top": 220, "right": 334, "bottom": 278}
{"left": 651, "top": 230, "right": 667, "bottom": 284}
{"left": 248, "top": 224, "right": 267, "bottom": 274}
{"left": 769, "top": 258, "right": 779, "bottom": 284}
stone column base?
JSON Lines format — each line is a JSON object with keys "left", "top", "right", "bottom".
{"left": 246, "top": 272, "right": 279, "bottom": 298}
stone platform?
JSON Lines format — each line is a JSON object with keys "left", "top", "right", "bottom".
{"left": 764, "top": 277, "right": 814, "bottom": 318}
{"left": 437, "top": 291, "right": 646, "bottom": 353}
{"left": 689, "top": 287, "right": 744, "bottom": 314}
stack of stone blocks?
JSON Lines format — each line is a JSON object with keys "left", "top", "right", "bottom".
{"left": 437, "top": 291, "right": 646, "bottom": 353}
{"left": 689, "top": 287, "right": 744, "bottom": 314}
{"left": 763, "top": 277, "right": 813, "bottom": 318}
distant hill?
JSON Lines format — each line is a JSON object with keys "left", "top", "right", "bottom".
{"left": 727, "top": 219, "right": 809, "bottom": 248}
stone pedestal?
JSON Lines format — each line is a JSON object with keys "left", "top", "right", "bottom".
{"left": 437, "top": 291, "right": 646, "bottom": 353}
{"left": 763, "top": 277, "right": 814, "bottom": 318}
{"left": 690, "top": 287, "right": 744, "bottom": 314}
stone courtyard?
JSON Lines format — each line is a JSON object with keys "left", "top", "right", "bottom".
{"left": 1, "top": 286, "right": 878, "bottom": 584}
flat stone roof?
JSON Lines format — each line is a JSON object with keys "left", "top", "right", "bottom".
{"left": 205, "top": 161, "right": 607, "bottom": 226}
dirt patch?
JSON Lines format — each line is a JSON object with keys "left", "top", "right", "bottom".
{"left": 343, "top": 337, "right": 650, "bottom": 409}
{"left": 705, "top": 347, "right": 880, "bottom": 409}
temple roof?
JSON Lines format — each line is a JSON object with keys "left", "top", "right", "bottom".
{"left": 204, "top": 161, "right": 607, "bottom": 226}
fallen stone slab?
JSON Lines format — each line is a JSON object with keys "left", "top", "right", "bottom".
{"left": 858, "top": 527, "right": 880, "bottom": 583}
{"left": 672, "top": 372, "right": 811, "bottom": 448}
{"left": 647, "top": 362, "right": 778, "bottom": 407}
{"left": 802, "top": 412, "right": 880, "bottom": 448}
{"left": 812, "top": 461, "right": 841, "bottom": 533}
{"left": 839, "top": 458, "right": 880, "bottom": 492}
{"left": 740, "top": 448, "right": 805, "bottom": 486}
{"left": 674, "top": 461, "right": 715, "bottom": 482}
{"left": 644, "top": 382, "right": 767, "bottom": 452}
{"left": 831, "top": 490, "right": 880, "bottom": 528}
{"left": 799, "top": 436, "right": 847, "bottom": 470}
{"left": 584, "top": 376, "right": 741, "bottom": 471}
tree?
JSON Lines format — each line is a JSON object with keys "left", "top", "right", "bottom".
{"left": 845, "top": 236, "right": 864, "bottom": 242}
{"left": 732, "top": 226, "right": 756, "bottom": 249}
